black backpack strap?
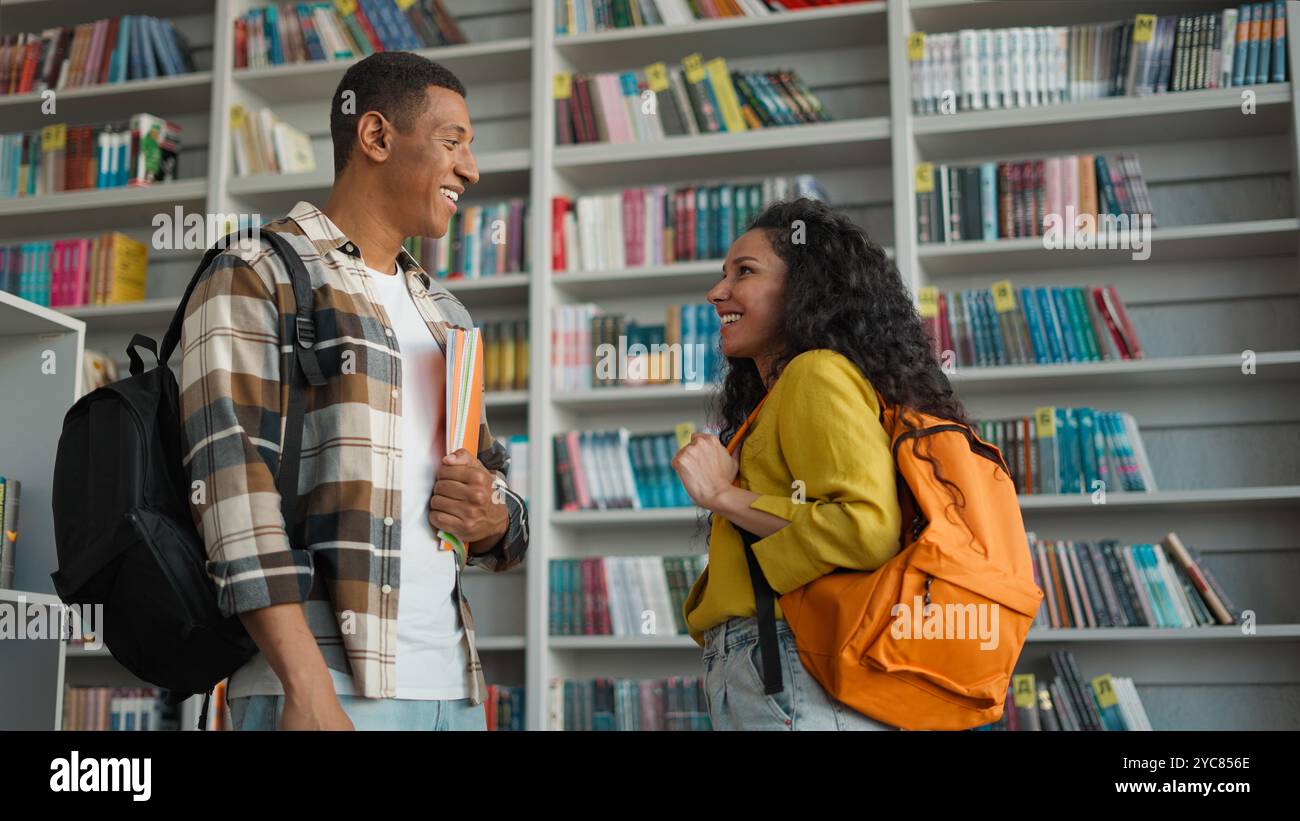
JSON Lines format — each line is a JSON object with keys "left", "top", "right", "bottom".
{"left": 737, "top": 524, "right": 784, "bottom": 695}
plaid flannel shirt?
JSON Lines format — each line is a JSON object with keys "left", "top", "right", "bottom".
{"left": 179, "top": 201, "right": 528, "bottom": 702}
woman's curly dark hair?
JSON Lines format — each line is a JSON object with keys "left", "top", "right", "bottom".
{"left": 711, "top": 198, "right": 971, "bottom": 522}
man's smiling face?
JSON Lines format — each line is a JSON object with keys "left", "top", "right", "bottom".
{"left": 380, "top": 85, "right": 480, "bottom": 240}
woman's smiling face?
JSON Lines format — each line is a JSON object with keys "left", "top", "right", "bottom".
{"left": 708, "top": 229, "right": 789, "bottom": 367}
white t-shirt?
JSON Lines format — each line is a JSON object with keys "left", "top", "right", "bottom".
{"left": 364, "top": 261, "right": 469, "bottom": 700}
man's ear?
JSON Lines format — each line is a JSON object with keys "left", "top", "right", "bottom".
{"left": 356, "top": 111, "right": 391, "bottom": 162}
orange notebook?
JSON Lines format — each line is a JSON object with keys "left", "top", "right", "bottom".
{"left": 440, "top": 327, "right": 484, "bottom": 563}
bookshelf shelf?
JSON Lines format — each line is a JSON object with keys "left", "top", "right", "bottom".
{"left": 947, "top": 351, "right": 1300, "bottom": 393}
{"left": 912, "top": 84, "right": 1293, "bottom": 160}
{"left": 477, "top": 636, "right": 527, "bottom": 651}
{"left": 0, "top": 180, "right": 208, "bottom": 237}
{"left": 552, "top": 383, "right": 717, "bottom": 412}
{"left": 231, "top": 38, "right": 533, "bottom": 102}
{"left": 0, "top": 73, "right": 214, "bottom": 133}
{"left": 917, "top": 219, "right": 1300, "bottom": 276}
{"left": 550, "top": 635, "right": 697, "bottom": 649}
{"left": 1026, "top": 625, "right": 1300, "bottom": 642}
{"left": 0, "top": 0, "right": 215, "bottom": 32}
{"left": 553, "top": 117, "right": 892, "bottom": 187}
{"left": 484, "top": 389, "right": 528, "bottom": 409}
{"left": 64, "top": 643, "right": 111, "bottom": 658}
{"left": 0, "top": 587, "right": 64, "bottom": 606}
{"left": 0, "top": 290, "right": 86, "bottom": 335}
{"left": 906, "top": 0, "right": 1269, "bottom": 37}
{"left": 552, "top": 508, "right": 701, "bottom": 527}
{"left": 555, "top": 3, "right": 887, "bottom": 71}
{"left": 60, "top": 298, "right": 179, "bottom": 330}
{"left": 438, "top": 272, "right": 531, "bottom": 306}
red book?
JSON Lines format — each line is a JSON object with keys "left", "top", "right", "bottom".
{"left": 96, "top": 19, "right": 119, "bottom": 85}
{"left": 1091, "top": 287, "right": 1130, "bottom": 360}
{"left": 551, "top": 196, "right": 570, "bottom": 271}
{"left": 233, "top": 18, "right": 247, "bottom": 69}
{"left": 19, "top": 40, "right": 42, "bottom": 93}
{"left": 1102, "top": 285, "right": 1143, "bottom": 359}
{"left": 352, "top": 4, "right": 385, "bottom": 52}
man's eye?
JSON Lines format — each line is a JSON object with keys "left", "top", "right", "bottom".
{"left": 443, "top": 139, "right": 459, "bottom": 148}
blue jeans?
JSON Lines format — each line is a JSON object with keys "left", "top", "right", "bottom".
{"left": 702, "top": 616, "right": 895, "bottom": 731}
{"left": 228, "top": 695, "right": 486, "bottom": 731}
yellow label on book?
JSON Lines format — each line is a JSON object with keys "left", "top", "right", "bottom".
{"left": 645, "top": 62, "right": 669, "bottom": 93}
{"left": 395, "top": 0, "right": 416, "bottom": 10}
{"left": 1035, "top": 407, "right": 1057, "bottom": 439}
{"left": 991, "top": 279, "right": 1016, "bottom": 313}
{"left": 1012, "top": 674, "right": 1037, "bottom": 709}
{"left": 334, "top": 0, "right": 357, "bottom": 16}
{"left": 917, "top": 286, "right": 939, "bottom": 318}
{"left": 41, "top": 124, "right": 66, "bottom": 152}
{"left": 552, "top": 72, "right": 573, "bottom": 100}
{"left": 683, "top": 53, "right": 705, "bottom": 84}
{"left": 675, "top": 422, "right": 696, "bottom": 449}
{"left": 914, "top": 162, "right": 934, "bottom": 194}
{"left": 230, "top": 104, "right": 247, "bottom": 128}
{"left": 1092, "top": 674, "right": 1120, "bottom": 709}
{"left": 1132, "top": 14, "right": 1157, "bottom": 43}
{"left": 908, "top": 32, "right": 927, "bottom": 61}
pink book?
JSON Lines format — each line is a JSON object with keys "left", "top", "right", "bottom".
{"left": 48, "top": 241, "right": 63, "bottom": 307}
{"left": 1043, "top": 157, "right": 1062, "bottom": 232}
{"left": 1066, "top": 542, "right": 1097, "bottom": 628}
{"left": 1062, "top": 154, "right": 1079, "bottom": 228}
{"left": 566, "top": 430, "right": 591, "bottom": 509}
{"left": 80, "top": 21, "right": 106, "bottom": 88}
{"left": 622, "top": 189, "right": 639, "bottom": 267}
{"left": 74, "top": 238, "right": 91, "bottom": 306}
{"left": 599, "top": 74, "right": 633, "bottom": 143}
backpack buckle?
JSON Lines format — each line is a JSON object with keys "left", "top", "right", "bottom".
{"left": 296, "top": 317, "right": 316, "bottom": 348}
{"left": 923, "top": 576, "right": 934, "bottom": 608}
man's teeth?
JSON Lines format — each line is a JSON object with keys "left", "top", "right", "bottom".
{"left": 721, "top": 313, "right": 741, "bottom": 325}
{"left": 440, "top": 188, "right": 459, "bottom": 202}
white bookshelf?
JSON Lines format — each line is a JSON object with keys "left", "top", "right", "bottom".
{"left": 2, "top": 0, "right": 1298, "bottom": 731}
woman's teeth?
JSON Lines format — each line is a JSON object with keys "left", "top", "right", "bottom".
{"left": 721, "top": 313, "right": 741, "bottom": 325}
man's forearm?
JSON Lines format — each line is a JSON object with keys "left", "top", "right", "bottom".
{"left": 238, "top": 603, "right": 337, "bottom": 696}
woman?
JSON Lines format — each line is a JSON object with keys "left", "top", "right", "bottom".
{"left": 672, "top": 197, "right": 969, "bottom": 731}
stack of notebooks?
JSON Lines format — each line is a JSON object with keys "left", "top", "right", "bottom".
{"left": 1, "top": 113, "right": 181, "bottom": 198}
{"left": 915, "top": 153, "right": 1155, "bottom": 244}
{"left": 549, "top": 677, "right": 711, "bottom": 730}
{"left": 552, "top": 302, "right": 722, "bottom": 391}
{"left": 921, "top": 282, "right": 1144, "bottom": 369}
{"left": 976, "top": 406, "right": 1157, "bottom": 496}
{"left": 0, "top": 475, "right": 19, "bottom": 590}
{"left": 485, "top": 685, "right": 525, "bottom": 731}
{"left": 550, "top": 554, "right": 708, "bottom": 636}
{"left": 981, "top": 654, "right": 1152, "bottom": 730}
{"left": 551, "top": 175, "right": 825, "bottom": 272}
{"left": 1, "top": 233, "right": 148, "bottom": 308}
{"left": 482, "top": 319, "right": 530, "bottom": 393}
{"left": 234, "top": 0, "right": 466, "bottom": 68}
{"left": 555, "top": 54, "right": 829, "bottom": 144}
{"left": 553, "top": 429, "right": 692, "bottom": 511}
{"left": 912, "top": 4, "right": 1289, "bottom": 115}
{"left": 1029, "top": 531, "right": 1240, "bottom": 630}
{"left": 402, "top": 199, "right": 528, "bottom": 280}
{"left": 555, "top": 0, "right": 876, "bottom": 34}
{"left": 61, "top": 687, "right": 179, "bottom": 731}
{"left": 0, "top": 15, "right": 197, "bottom": 95}
{"left": 229, "top": 105, "right": 316, "bottom": 177}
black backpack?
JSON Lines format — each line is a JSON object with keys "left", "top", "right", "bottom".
{"left": 51, "top": 229, "right": 326, "bottom": 728}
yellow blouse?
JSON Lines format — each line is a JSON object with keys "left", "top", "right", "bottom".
{"left": 682, "top": 349, "right": 902, "bottom": 644}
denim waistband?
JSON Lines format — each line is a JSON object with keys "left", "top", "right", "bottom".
{"left": 702, "top": 616, "right": 793, "bottom": 655}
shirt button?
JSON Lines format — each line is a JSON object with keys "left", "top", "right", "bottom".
{"left": 383, "top": 516, "right": 394, "bottom": 527}
{"left": 385, "top": 328, "right": 394, "bottom": 337}
{"left": 381, "top": 584, "right": 392, "bottom": 595}
{"left": 391, "top": 389, "right": 399, "bottom": 398}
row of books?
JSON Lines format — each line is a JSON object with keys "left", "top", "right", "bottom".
{"left": 0, "top": 113, "right": 181, "bottom": 199}
{"left": 61, "top": 687, "right": 179, "bottom": 731}
{"left": 549, "top": 555, "right": 708, "bottom": 636}
{"left": 229, "top": 105, "right": 316, "bottom": 177}
{"left": 983, "top": 657, "right": 1152, "bottom": 731}
{"left": 482, "top": 320, "right": 530, "bottom": 393}
{"left": 915, "top": 153, "right": 1155, "bottom": 245}
{"left": 550, "top": 175, "right": 825, "bottom": 272}
{"left": 1, "top": 15, "right": 197, "bottom": 96}
{"left": 0, "top": 476, "right": 19, "bottom": 590}
{"left": 502, "top": 435, "right": 529, "bottom": 505}
{"left": 234, "top": 1, "right": 466, "bottom": 69}
{"left": 551, "top": 302, "right": 723, "bottom": 392}
{"left": 1, "top": 233, "right": 149, "bottom": 308}
{"left": 553, "top": 429, "right": 693, "bottom": 511}
{"left": 921, "top": 284, "right": 1145, "bottom": 369}
{"left": 554, "top": 0, "right": 873, "bottom": 34}
{"left": 548, "top": 677, "right": 711, "bottom": 730}
{"left": 485, "top": 685, "right": 525, "bottom": 731}
{"left": 402, "top": 200, "right": 529, "bottom": 280}
{"left": 912, "top": 4, "right": 1288, "bottom": 115}
{"left": 1029, "top": 532, "right": 1238, "bottom": 632}
{"left": 977, "top": 407, "right": 1157, "bottom": 496}
{"left": 554, "top": 57, "right": 827, "bottom": 145}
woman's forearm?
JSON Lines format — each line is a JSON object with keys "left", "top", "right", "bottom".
{"left": 706, "top": 485, "right": 791, "bottom": 538}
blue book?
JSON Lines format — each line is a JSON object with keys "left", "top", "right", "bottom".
{"left": 1019, "top": 287, "right": 1049, "bottom": 364}
{"left": 695, "top": 188, "right": 710, "bottom": 260}
{"left": 979, "top": 163, "right": 998, "bottom": 241}
{"left": 1233, "top": 5, "right": 1253, "bottom": 85}
{"left": 359, "top": 0, "right": 393, "bottom": 51}
{"left": 983, "top": 291, "right": 1007, "bottom": 365}
{"left": 1272, "top": 0, "right": 1288, "bottom": 82}
{"left": 1035, "top": 287, "right": 1064, "bottom": 363}
{"left": 1257, "top": 3, "right": 1274, "bottom": 84}
{"left": 1050, "top": 288, "right": 1081, "bottom": 363}
{"left": 295, "top": 6, "right": 324, "bottom": 61}
{"left": 127, "top": 15, "right": 143, "bottom": 80}
{"left": 138, "top": 14, "right": 158, "bottom": 78}
{"left": 718, "top": 184, "right": 733, "bottom": 255}
{"left": 147, "top": 17, "right": 179, "bottom": 76}
{"left": 1245, "top": 3, "right": 1263, "bottom": 84}
{"left": 1090, "top": 676, "right": 1129, "bottom": 731}
{"left": 963, "top": 290, "right": 984, "bottom": 366}
{"left": 1055, "top": 408, "right": 1081, "bottom": 494}
{"left": 109, "top": 15, "right": 130, "bottom": 82}
{"left": 1075, "top": 408, "right": 1102, "bottom": 494}
{"left": 1138, "top": 545, "right": 1177, "bottom": 627}
{"left": 707, "top": 187, "right": 721, "bottom": 259}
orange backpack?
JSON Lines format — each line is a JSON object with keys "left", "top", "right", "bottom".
{"left": 734, "top": 394, "right": 1044, "bottom": 731}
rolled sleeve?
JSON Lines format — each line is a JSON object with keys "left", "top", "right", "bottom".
{"left": 179, "top": 252, "right": 313, "bottom": 616}
{"left": 468, "top": 417, "right": 530, "bottom": 572}
{"left": 746, "top": 351, "right": 902, "bottom": 595}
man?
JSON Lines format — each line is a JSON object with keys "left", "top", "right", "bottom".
{"left": 180, "top": 52, "right": 528, "bottom": 730}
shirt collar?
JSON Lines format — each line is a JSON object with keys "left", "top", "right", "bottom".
{"left": 286, "top": 200, "right": 433, "bottom": 290}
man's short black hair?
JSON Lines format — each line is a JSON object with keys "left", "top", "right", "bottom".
{"left": 330, "top": 52, "right": 467, "bottom": 173}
